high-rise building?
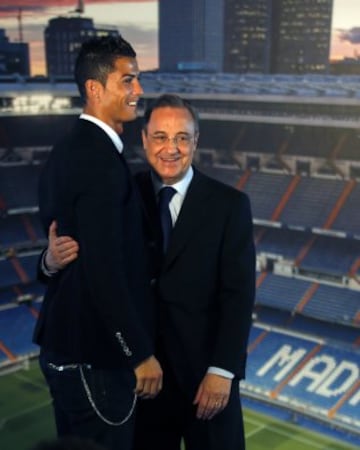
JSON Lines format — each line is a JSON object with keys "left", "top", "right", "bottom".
{"left": 224, "top": 0, "right": 333, "bottom": 74}
{"left": 224, "top": 0, "right": 272, "bottom": 73}
{"left": 270, "top": 0, "right": 333, "bottom": 74}
{"left": 160, "top": 0, "right": 333, "bottom": 74}
{"left": 159, "top": 0, "right": 224, "bottom": 72}
{"left": 44, "top": 16, "right": 119, "bottom": 78}
{"left": 0, "top": 29, "right": 30, "bottom": 76}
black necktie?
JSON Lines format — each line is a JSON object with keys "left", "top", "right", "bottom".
{"left": 158, "top": 186, "right": 176, "bottom": 252}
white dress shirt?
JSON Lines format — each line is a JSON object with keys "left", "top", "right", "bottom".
{"left": 79, "top": 113, "right": 124, "bottom": 153}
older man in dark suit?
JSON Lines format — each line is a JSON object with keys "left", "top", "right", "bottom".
{"left": 34, "top": 36, "right": 162, "bottom": 450}
{"left": 132, "top": 94, "right": 255, "bottom": 450}
{"left": 43, "top": 94, "right": 255, "bottom": 450}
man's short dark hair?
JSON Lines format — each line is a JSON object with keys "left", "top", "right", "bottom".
{"left": 74, "top": 35, "right": 136, "bottom": 102}
{"left": 143, "top": 94, "right": 199, "bottom": 134}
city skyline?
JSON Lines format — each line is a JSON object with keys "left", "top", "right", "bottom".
{"left": 1, "top": 0, "right": 360, "bottom": 76}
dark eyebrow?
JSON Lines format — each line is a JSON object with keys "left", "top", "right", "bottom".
{"left": 121, "top": 73, "right": 140, "bottom": 80}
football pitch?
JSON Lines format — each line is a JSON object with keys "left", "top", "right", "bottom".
{"left": 0, "top": 361, "right": 357, "bottom": 450}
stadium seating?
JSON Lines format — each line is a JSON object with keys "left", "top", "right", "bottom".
{"left": 255, "top": 226, "right": 310, "bottom": 259}
{"left": 245, "top": 325, "right": 360, "bottom": 427}
{"left": 0, "top": 305, "right": 38, "bottom": 361}
{"left": 256, "top": 272, "right": 359, "bottom": 327}
{"left": 279, "top": 176, "right": 346, "bottom": 228}
{"left": 0, "top": 164, "right": 42, "bottom": 209}
{"left": 332, "top": 183, "right": 360, "bottom": 236}
{"left": 300, "top": 235, "right": 360, "bottom": 275}
{"left": 242, "top": 172, "right": 294, "bottom": 220}
{"left": 1, "top": 111, "right": 359, "bottom": 440}
{"left": 302, "top": 285, "right": 360, "bottom": 325}
{"left": 256, "top": 273, "right": 310, "bottom": 312}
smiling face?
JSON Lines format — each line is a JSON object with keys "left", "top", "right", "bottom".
{"left": 142, "top": 106, "right": 199, "bottom": 185}
{"left": 84, "top": 56, "right": 143, "bottom": 134}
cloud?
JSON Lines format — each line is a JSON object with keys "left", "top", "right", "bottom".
{"left": 117, "top": 23, "right": 158, "bottom": 69}
{"left": 338, "top": 27, "right": 360, "bottom": 44}
{"left": 0, "top": 0, "right": 155, "bottom": 19}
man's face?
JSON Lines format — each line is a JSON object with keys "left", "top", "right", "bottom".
{"left": 94, "top": 57, "right": 143, "bottom": 133}
{"left": 142, "top": 106, "right": 198, "bottom": 185}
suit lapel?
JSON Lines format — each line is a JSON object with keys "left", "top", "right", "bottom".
{"left": 136, "top": 169, "right": 213, "bottom": 270}
{"left": 164, "top": 170, "right": 211, "bottom": 269}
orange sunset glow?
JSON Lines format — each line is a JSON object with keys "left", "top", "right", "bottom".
{"left": 1, "top": 0, "right": 360, "bottom": 75}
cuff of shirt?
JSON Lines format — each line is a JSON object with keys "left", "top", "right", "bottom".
{"left": 207, "top": 366, "right": 234, "bottom": 379}
{"left": 41, "top": 250, "right": 58, "bottom": 277}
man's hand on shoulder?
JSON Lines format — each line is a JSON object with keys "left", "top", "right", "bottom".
{"left": 134, "top": 355, "right": 163, "bottom": 399}
{"left": 45, "top": 220, "right": 79, "bottom": 272}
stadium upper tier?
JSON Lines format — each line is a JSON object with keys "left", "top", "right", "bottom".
{"left": 1, "top": 73, "right": 360, "bottom": 128}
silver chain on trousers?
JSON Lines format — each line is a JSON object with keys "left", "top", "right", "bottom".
{"left": 79, "top": 365, "right": 137, "bottom": 426}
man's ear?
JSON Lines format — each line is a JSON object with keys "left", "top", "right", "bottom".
{"left": 194, "top": 132, "right": 200, "bottom": 149}
{"left": 85, "top": 79, "right": 102, "bottom": 102}
{"left": 141, "top": 129, "right": 148, "bottom": 148}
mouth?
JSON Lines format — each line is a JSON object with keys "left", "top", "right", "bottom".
{"left": 127, "top": 100, "right": 138, "bottom": 107}
{"left": 160, "top": 157, "right": 180, "bottom": 163}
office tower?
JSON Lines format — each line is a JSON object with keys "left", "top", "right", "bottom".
{"left": 223, "top": 0, "right": 271, "bottom": 73}
{"left": 44, "top": 16, "right": 119, "bottom": 77}
{"left": 0, "top": 29, "right": 30, "bottom": 76}
{"left": 159, "top": 0, "right": 224, "bottom": 72}
{"left": 270, "top": 0, "right": 333, "bottom": 74}
{"left": 159, "top": 0, "right": 333, "bottom": 74}
{"left": 224, "top": 0, "right": 333, "bottom": 74}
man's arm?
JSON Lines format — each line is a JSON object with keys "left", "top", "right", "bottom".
{"left": 193, "top": 191, "right": 256, "bottom": 420}
{"left": 43, "top": 221, "right": 79, "bottom": 274}
{"left": 43, "top": 220, "right": 163, "bottom": 399}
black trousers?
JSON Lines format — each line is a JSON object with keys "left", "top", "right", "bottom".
{"left": 39, "top": 350, "right": 136, "bottom": 450}
{"left": 133, "top": 353, "right": 245, "bottom": 450}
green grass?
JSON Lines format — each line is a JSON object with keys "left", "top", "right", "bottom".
{"left": 0, "top": 361, "right": 358, "bottom": 450}
{"left": 0, "top": 362, "right": 55, "bottom": 450}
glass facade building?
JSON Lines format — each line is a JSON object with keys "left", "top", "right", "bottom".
{"left": 44, "top": 17, "right": 119, "bottom": 78}
{"left": 0, "top": 29, "right": 30, "bottom": 76}
{"left": 224, "top": 0, "right": 333, "bottom": 74}
{"left": 159, "top": 0, "right": 224, "bottom": 72}
{"left": 159, "top": 0, "right": 333, "bottom": 74}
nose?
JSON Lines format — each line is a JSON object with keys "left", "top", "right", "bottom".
{"left": 165, "top": 137, "right": 178, "bottom": 151}
{"left": 166, "top": 139, "right": 179, "bottom": 156}
{"left": 133, "top": 78, "right": 143, "bottom": 95}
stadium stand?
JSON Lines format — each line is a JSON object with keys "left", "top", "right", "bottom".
{"left": 242, "top": 172, "right": 294, "bottom": 220}
{"left": 332, "top": 183, "right": 360, "bottom": 236}
{"left": 0, "top": 164, "right": 42, "bottom": 210}
{"left": 255, "top": 226, "right": 311, "bottom": 259}
{"left": 0, "top": 74, "right": 359, "bottom": 442}
{"left": 245, "top": 325, "right": 360, "bottom": 430}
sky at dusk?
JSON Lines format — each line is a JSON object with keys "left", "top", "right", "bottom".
{"left": 0, "top": 0, "right": 359, "bottom": 76}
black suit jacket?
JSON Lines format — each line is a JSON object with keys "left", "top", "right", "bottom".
{"left": 135, "top": 168, "right": 256, "bottom": 395}
{"left": 34, "top": 119, "right": 154, "bottom": 369}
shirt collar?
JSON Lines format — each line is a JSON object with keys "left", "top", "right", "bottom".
{"left": 153, "top": 166, "right": 194, "bottom": 196}
{"left": 80, "top": 113, "right": 123, "bottom": 154}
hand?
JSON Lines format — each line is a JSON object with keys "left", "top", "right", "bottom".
{"left": 134, "top": 356, "right": 163, "bottom": 399}
{"left": 45, "top": 220, "right": 79, "bottom": 271}
{"left": 193, "top": 373, "right": 231, "bottom": 420}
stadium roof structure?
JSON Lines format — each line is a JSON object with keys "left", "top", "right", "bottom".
{"left": 0, "top": 73, "right": 360, "bottom": 128}
{"left": 140, "top": 72, "right": 360, "bottom": 100}
{"left": 1, "top": 72, "right": 360, "bottom": 99}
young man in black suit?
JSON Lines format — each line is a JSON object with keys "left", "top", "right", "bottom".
{"left": 43, "top": 94, "right": 255, "bottom": 450}
{"left": 34, "top": 36, "right": 162, "bottom": 450}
